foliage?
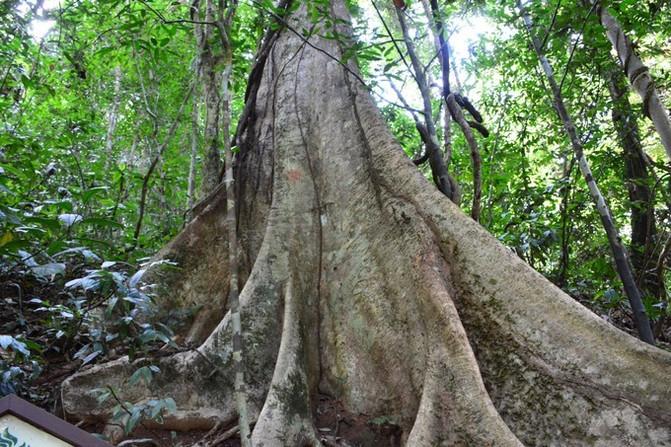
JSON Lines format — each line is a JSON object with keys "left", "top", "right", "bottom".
{"left": 94, "top": 365, "right": 177, "bottom": 434}
{"left": 0, "top": 243, "right": 176, "bottom": 392}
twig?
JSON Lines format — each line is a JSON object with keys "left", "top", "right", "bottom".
{"left": 558, "top": 1, "right": 596, "bottom": 94}
{"left": 370, "top": 0, "right": 414, "bottom": 80}
{"left": 656, "top": 234, "right": 671, "bottom": 293}
{"left": 132, "top": 83, "right": 195, "bottom": 246}
{"left": 213, "top": 425, "right": 240, "bottom": 444}
{"left": 107, "top": 386, "right": 134, "bottom": 417}
{"left": 116, "top": 439, "right": 158, "bottom": 447}
{"left": 137, "top": 0, "right": 216, "bottom": 25}
{"left": 540, "top": 0, "right": 562, "bottom": 52}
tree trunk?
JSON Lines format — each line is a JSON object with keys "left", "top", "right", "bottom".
{"left": 592, "top": 0, "right": 671, "bottom": 161}
{"left": 62, "top": 3, "right": 671, "bottom": 445}
{"left": 392, "top": 5, "right": 457, "bottom": 203}
{"left": 104, "top": 66, "right": 122, "bottom": 166}
{"left": 520, "top": 5, "right": 655, "bottom": 344}
{"left": 187, "top": 91, "right": 200, "bottom": 218}
{"left": 197, "top": 0, "right": 226, "bottom": 196}
{"left": 608, "top": 68, "right": 664, "bottom": 302}
{"left": 200, "top": 50, "right": 223, "bottom": 196}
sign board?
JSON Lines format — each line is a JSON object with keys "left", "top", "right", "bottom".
{"left": 0, "top": 394, "right": 111, "bottom": 447}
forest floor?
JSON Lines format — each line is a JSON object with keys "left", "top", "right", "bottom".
{"left": 1, "top": 269, "right": 669, "bottom": 446}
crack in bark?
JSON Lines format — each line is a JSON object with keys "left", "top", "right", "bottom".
{"left": 293, "top": 42, "right": 325, "bottom": 394}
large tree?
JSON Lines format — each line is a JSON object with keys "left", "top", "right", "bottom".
{"left": 62, "top": 2, "right": 671, "bottom": 445}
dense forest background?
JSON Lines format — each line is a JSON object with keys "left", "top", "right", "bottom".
{"left": 1, "top": 0, "right": 670, "bottom": 435}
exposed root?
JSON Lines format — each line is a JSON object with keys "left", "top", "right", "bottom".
{"left": 355, "top": 54, "right": 671, "bottom": 444}
{"left": 193, "top": 422, "right": 240, "bottom": 447}
{"left": 61, "top": 352, "right": 227, "bottom": 431}
{"left": 406, "top": 257, "right": 521, "bottom": 446}
{"left": 141, "top": 185, "right": 230, "bottom": 345}
{"left": 61, "top": 231, "right": 287, "bottom": 433}
{"left": 251, "top": 276, "right": 321, "bottom": 446}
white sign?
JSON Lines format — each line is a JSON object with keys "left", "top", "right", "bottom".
{"left": 0, "top": 395, "right": 110, "bottom": 447}
{"left": 0, "top": 414, "right": 74, "bottom": 447}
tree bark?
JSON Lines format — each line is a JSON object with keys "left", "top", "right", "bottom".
{"left": 392, "top": 5, "right": 457, "bottom": 203}
{"left": 104, "top": 66, "right": 122, "bottom": 166}
{"left": 62, "top": 2, "right": 671, "bottom": 445}
{"left": 592, "top": 0, "right": 671, "bottom": 161}
{"left": 187, "top": 91, "right": 200, "bottom": 219}
{"left": 200, "top": 46, "right": 224, "bottom": 195}
{"left": 196, "top": 0, "right": 232, "bottom": 196}
{"left": 608, "top": 68, "right": 664, "bottom": 302}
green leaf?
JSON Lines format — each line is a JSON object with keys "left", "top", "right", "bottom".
{"left": 58, "top": 213, "right": 83, "bottom": 227}
{"left": 80, "top": 186, "right": 109, "bottom": 204}
{"left": 125, "top": 407, "right": 142, "bottom": 434}
{"left": 0, "top": 335, "right": 14, "bottom": 350}
{"left": 23, "top": 216, "right": 60, "bottom": 232}
{"left": 81, "top": 217, "right": 123, "bottom": 229}
{"left": 129, "top": 365, "right": 153, "bottom": 386}
{"left": 30, "top": 262, "right": 66, "bottom": 278}
{"left": 0, "top": 232, "right": 14, "bottom": 248}
{"left": 163, "top": 397, "right": 176, "bottom": 413}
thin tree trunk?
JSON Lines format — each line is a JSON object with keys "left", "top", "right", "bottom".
{"left": 420, "top": 0, "right": 457, "bottom": 199}
{"left": 216, "top": 11, "right": 251, "bottom": 436}
{"left": 443, "top": 105, "right": 453, "bottom": 166}
{"left": 224, "top": 97, "right": 251, "bottom": 447}
{"left": 420, "top": 0, "right": 450, "bottom": 97}
{"left": 218, "top": 59, "right": 233, "bottom": 181}
{"left": 556, "top": 157, "right": 575, "bottom": 287}
{"left": 608, "top": 68, "right": 664, "bottom": 301}
{"left": 200, "top": 56, "right": 223, "bottom": 195}
{"left": 450, "top": 45, "right": 464, "bottom": 93}
{"left": 418, "top": 0, "right": 483, "bottom": 219}
{"left": 213, "top": 4, "right": 250, "bottom": 442}
{"left": 520, "top": 5, "right": 655, "bottom": 344}
{"left": 104, "top": 66, "right": 122, "bottom": 166}
{"left": 591, "top": 0, "right": 671, "bottom": 161}
{"left": 187, "top": 0, "right": 203, "bottom": 219}
{"left": 133, "top": 84, "right": 194, "bottom": 245}
{"left": 198, "top": 0, "right": 223, "bottom": 196}
{"left": 187, "top": 92, "right": 200, "bottom": 219}
{"left": 447, "top": 94, "right": 482, "bottom": 221}
{"left": 394, "top": 6, "right": 456, "bottom": 201}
